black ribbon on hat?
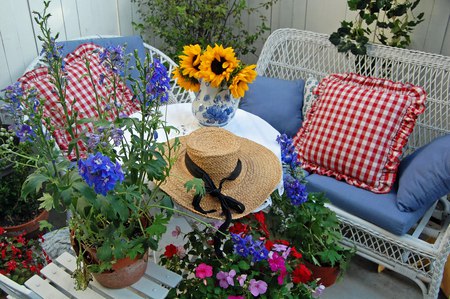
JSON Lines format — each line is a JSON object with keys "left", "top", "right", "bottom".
{"left": 184, "top": 153, "right": 245, "bottom": 258}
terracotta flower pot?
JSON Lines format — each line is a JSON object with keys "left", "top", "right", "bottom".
{"left": 304, "top": 260, "right": 340, "bottom": 287}
{"left": 4, "top": 210, "right": 49, "bottom": 238}
{"left": 93, "top": 252, "right": 149, "bottom": 288}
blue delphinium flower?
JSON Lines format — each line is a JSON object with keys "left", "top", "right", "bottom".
{"left": 78, "top": 152, "right": 124, "bottom": 196}
{"left": 276, "top": 134, "right": 300, "bottom": 169}
{"left": 284, "top": 172, "right": 308, "bottom": 206}
{"left": 231, "top": 233, "right": 269, "bottom": 263}
{"left": 146, "top": 59, "right": 170, "bottom": 103}
{"left": 15, "top": 124, "right": 36, "bottom": 142}
{"left": 99, "top": 45, "right": 125, "bottom": 76}
{"left": 40, "top": 38, "right": 64, "bottom": 62}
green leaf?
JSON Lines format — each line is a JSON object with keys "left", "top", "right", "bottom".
{"left": 238, "top": 260, "right": 250, "bottom": 270}
{"left": 184, "top": 178, "right": 205, "bottom": 196}
{"left": 38, "top": 193, "right": 54, "bottom": 210}
{"left": 22, "top": 172, "right": 50, "bottom": 198}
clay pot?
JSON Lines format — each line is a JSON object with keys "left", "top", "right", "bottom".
{"left": 305, "top": 260, "right": 340, "bottom": 287}
{"left": 4, "top": 210, "right": 49, "bottom": 238}
{"left": 93, "top": 252, "right": 149, "bottom": 288}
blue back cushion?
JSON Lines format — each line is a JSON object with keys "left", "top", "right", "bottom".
{"left": 305, "top": 174, "right": 432, "bottom": 235}
{"left": 239, "top": 76, "right": 305, "bottom": 137}
{"left": 57, "top": 36, "right": 146, "bottom": 86}
{"left": 396, "top": 134, "right": 450, "bottom": 212}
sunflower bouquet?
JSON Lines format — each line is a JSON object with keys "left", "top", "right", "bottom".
{"left": 172, "top": 44, "right": 257, "bottom": 98}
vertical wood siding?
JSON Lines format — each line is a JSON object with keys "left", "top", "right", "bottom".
{"left": 1, "top": 0, "right": 449, "bottom": 89}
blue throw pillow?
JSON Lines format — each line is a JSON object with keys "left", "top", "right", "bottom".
{"left": 239, "top": 76, "right": 305, "bottom": 137}
{"left": 56, "top": 36, "right": 146, "bottom": 86}
{"left": 397, "top": 134, "right": 450, "bottom": 212}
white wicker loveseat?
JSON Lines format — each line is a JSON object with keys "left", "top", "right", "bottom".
{"left": 256, "top": 28, "right": 450, "bottom": 299}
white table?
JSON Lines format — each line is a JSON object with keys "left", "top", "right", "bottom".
{"left": 159, "top": 103, "right": 283, "bottom": 211}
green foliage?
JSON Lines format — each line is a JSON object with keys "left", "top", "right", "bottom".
{"left": 269, "top": 191, "right": 354, "bottom": 270}
{"left": 330, "top": 0, "right": 424, "bottom": 55}
{"left": 132, "top": 0, "right": 278, "bottom": 59}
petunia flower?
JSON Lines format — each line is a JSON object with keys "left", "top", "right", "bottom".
{"left": 171, "top": 225, "right": 181, "bottom": 238}
{"left": 216, "top": 269, "right": 236, "bottom": 289}
{"left": 195, "top": 263, "right": 213, "bottom": 279}
{"left": 248, "top": 279, "right": 267, "bottom": 297}
{"left": 237, "top": 274, "right": 247, "bottom": 287}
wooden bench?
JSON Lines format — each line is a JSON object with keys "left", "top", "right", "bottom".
{"left": 1, "top": 252, "right": 182, "bottom": 299}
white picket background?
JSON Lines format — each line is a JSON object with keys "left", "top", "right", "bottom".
{"left": 0, "top": 0, "right": 449, "bottom": 89}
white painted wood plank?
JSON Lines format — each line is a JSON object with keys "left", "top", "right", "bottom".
{"left": 29, "top": 0, "right": 67, "bottom": 48}
{"left": 408, "top": 0, "right": 435, "bottom": 52}
{"left": 56, "top": 252, "right": 144, "bottom": 299}
{"left": 41, "top": 263, "right": 104, "bottom": 299}
{"left": 422, "top": 0, "right": 450, "bottom": 54}
{"left": 131, "top": 276, "right": 169, "bottom": 299}
{"left": 0, "top": 31, "right": 12, "bottom": 89}
{"left": 442, "top": 16, "right": 450, "bottom": 56}
{"left": 146, "top": 261, "right": 182, "bottom": 288}
{"left": 292, "top": 0, "right": 307, "bottom": 30}
{"left": 60, "top": 0, "right": 82, "bottom": 39}
{"left": 0, "top": 0, "right": 38, "bottom": 83}
{"left": 76, "top": 0, "right": 120, "bottom": 36}
{"left": 117, "top": 0, "right": 134, "bottom": 36}
{"left": 305, "top": 0, "right": 347, "bottom": 34}
{"left": 25, "top": 275, "right": 70, "bottom": 299}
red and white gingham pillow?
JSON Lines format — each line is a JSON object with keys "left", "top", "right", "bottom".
{"left": 18, "top": 43, "right": 139, "bottom": 160}
{"left": 293, "top": 73, "right": 426, "bottom": 193}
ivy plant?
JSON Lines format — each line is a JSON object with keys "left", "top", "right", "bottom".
{"left": 330, "top": 0, "right": 424, "bottom": 55}
{"left": 132, "top": 0, "right": 278, "bottom": 60}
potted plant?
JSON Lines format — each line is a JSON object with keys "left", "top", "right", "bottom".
{"left": 0, "top": 1, "right": 179, "bottom": 290}
{"left": 160, "top": 213, "right": 326, "bottom": 298}
{"left": 267, "top": 134, "right": 354, "bottom": 287}
{"left": 0, "top": 227, "right": 50, "bottom": 285}
{"left": 0, "top": 126, "right": 49, "bottom": 237}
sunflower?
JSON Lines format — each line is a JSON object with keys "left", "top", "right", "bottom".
{"left": 199, "top": 44, "right": 239, "bottom": 88}
{"left": 179, "top": 44, "right": 202, "bottom": 79}
{"left": 173, "top": 67, "right": 200, "bottom": 92}
{"left": 229, "top": 65, "right": 257, "bottom": 98}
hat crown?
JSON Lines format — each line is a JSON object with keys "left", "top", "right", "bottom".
{"left": 186, "top": 127, "right": 241, "bottom": 181}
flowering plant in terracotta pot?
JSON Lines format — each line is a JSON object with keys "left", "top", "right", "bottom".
{"left": 0, "top": 1, "right": 179, "bottom": 290}
{"left": 160, "top": 212, "right": 325, "bottom": 298}
{"left": 0, "top": 227, "right": 50, "bottom": 285}
{"left": 267, "top": 134, "right": 354, "bottom": 286}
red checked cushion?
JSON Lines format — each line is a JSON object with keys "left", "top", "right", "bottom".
{"left": 18, "top": 43, "right": 139, "bottom": 160}
{"left": 293, "top": 73, "right": 426, "bottom": 193}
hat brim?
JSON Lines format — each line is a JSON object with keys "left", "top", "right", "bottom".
{"left": 160, "top": 135, "right": 282, "bottom": 220}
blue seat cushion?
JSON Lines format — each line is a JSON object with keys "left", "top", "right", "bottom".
{"left": 57, "top": 36, "right": 146, "bottom": 86}
{"left": 239, "top": 76, "right": 305, "bottom": 137}
{"left": 397, "top": 134, "right": 450, "bottom": 212}
{"left": 305, "top": 173, "right": 434, "bottom": 235}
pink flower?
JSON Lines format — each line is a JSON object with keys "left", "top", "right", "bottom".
{"left": 272, "top": 244, "right": 288, "bottom": 252}
{"left": 313, "top": 284, "right": 326, "bottom": 298}
{"left": 228, "top": 296, "right": 244, "bottom": 299}
{"left": 237, "top": 274, "right": 247, "bottom": 287}
{"left": 216, "top": 269, "right": 236, "bottom": 289}
{"left": 195, "top": 263, "right": 213, "bottom": 279}
{"left": 249, "top": 279, "right": 267, "bottom": 296}
{"left": 268, "top": 252, "right": 286, "bottom": 272}
{"left": 171, "top": 225, "right": 181, "bottom": 238}
{"left": 176, "top": 245, "right": 186, "bottom": 258}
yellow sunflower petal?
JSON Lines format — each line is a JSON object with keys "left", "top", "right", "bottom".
{"left": 173, "top": 67, "right": 200, "bottom": 92}
{"left": 198, "top": 44, "right": 239, "bottom": 88}
{"left": 179, "top": 44, "right": 202, "bottom": 79}
{"left": 229, "top": 65, "right": 257, "bottom": 98}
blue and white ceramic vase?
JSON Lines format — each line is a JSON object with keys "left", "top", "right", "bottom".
{"left": 192, "top": 80, "right": 239, "bottom": 127}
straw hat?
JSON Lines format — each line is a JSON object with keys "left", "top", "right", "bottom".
{"left": 161, "top": 127, "right": 282, "bottom": 220}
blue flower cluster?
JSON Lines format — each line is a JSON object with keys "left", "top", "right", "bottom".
{"left": 40, "top": 38, "right": 64, "bottom": 62}
{"left": 284, "top": 172, "right": 308, "bottom": 206}
{"left": 78, "top": 152, "right": 124, "bottom": 196}
{"left": 99, "top": 45, "right": 125, "bottom": 76}
{"left": 276, "top": 134, "right": 308, "bottom": 206}
{"left": 276, "top": 134, "right": 300, "bottom": 169}
{"left": 87, "top": 126, "right": 124, "bottom": 150}
{"left": 231, "top": 233, "right": 269, "bottom": 263}
{"left": 146, "top": 59, "right": 170, "bottom": 103}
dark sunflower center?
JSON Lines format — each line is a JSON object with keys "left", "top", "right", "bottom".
{"left": 211, "top": 58, "right": 225, "bottom": 75}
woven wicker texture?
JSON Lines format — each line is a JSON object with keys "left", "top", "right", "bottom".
{"left": 160, "top": 127, "right": 282, "bottom": 220}
{"left": 257, "top": 28, "right": 450, "bottom": 299}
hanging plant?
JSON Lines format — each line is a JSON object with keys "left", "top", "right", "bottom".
{"left": 330, "top": 0, "right": 424, "bottom": 55}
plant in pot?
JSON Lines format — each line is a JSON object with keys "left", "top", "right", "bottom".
{"left": 267, "top": 134, "right": 354, "bottom": 287}
{"left": 0, "top": 1, "right": 179, "bottom": 290}
{"left": 0, "top": 126, "right": 49, "bottom": 237}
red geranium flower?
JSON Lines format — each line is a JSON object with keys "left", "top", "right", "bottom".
{"left": 0, "top": 227, "right": 5, "bottom": 235}
{"left": 164, "top": 244, "right": 178, "bottom": 258}
{"left": 253, "top": 212, "right": 270, "bottom": 237}
{"left": 229, "top": 222, "right": 249, "bottom": 235}
{"left": 292, "top": 264, "right": 312, "bottom": 284}
{"left": 7, "top": 260, "right": 17, "bottom": 271}
{"left": 274, "top": 239, "right": 290, "bottom": 246}
{"left": 264, "top": 240, "right": 274, "bottom": 251}
{"left": 291, "top": 246, "right": 302, "bottom": 259}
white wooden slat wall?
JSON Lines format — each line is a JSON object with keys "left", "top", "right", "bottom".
{"left": 1, "top": 0, "right": 449, "bottom": 90}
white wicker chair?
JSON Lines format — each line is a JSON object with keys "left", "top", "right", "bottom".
{"left": 257, "top": 28, "right": 450, "bottom": 299}
{"left": 24, "top": 35, "right": 194, "bottom": 104}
